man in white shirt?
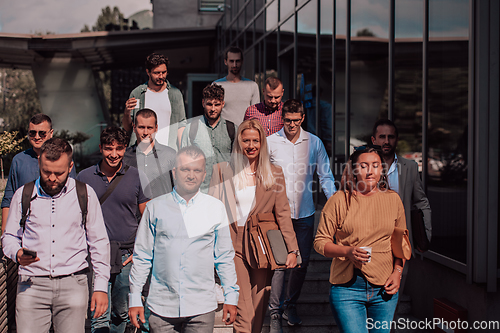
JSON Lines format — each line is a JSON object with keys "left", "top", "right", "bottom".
{"left": 267, "top": 99, "right": 337, "bottom": 332}
{"left": 128, "top": 146, "right": 239, "bottom": 332}
{"left": 123, "top": 53, "right": 186, "bottom": 149}
{"left": 214, "top": 47, "right": 260, "bottom": 126}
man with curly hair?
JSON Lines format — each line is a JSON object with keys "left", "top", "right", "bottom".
{"left": 180, "top": 83, "right": 237, "bottom": 193}
{"left": 123, "top": 53, "right": 186, "bottom": 150}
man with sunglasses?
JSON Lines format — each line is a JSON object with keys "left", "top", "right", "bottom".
{"left": 266, "top": 99, "right": 337, "bottom": 332}
{"left": 1, "top": 114, "right": 76, "bottom": 234}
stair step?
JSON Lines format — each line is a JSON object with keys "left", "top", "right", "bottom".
{"left": 262, "top": 315, "right": 338, "bottom": 333}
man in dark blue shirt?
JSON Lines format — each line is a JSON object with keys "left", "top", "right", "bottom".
{"left": 77, "top": 126, "right": 150, "bottom": 333}
{"left": 1, "top": 114, "right": 76, "bottom": 234}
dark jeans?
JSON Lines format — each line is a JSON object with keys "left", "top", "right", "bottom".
{"left": 329, "top": 270, "right": 398, "bottom": 333}
{"left": 269, "top": 215, "right": 315, "bottom": 315}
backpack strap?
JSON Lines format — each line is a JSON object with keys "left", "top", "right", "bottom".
{"left": 99, "top": 165, "right": 130, "bottom": 205}
{"left": 20, "top": 181, "right": 37, "bottom": 231}
{"left": 225, "top": 120, "right": 235, "bottom": 150}
{"left": 189, "top": 118, "right": 199, "bottom": 144}
{"left": 75, "top": 180, "right": 88, "bottom": 230}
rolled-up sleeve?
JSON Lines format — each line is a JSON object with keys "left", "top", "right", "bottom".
{"left": 1, "top": 187, "right": 24, "bottom": 261}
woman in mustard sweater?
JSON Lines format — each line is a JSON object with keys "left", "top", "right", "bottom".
{"left": 314, "top": 147, "right": 405, "bottom": 333}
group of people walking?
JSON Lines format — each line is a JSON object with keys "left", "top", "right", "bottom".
{"left": 1, "top": 47, "right": 431, "bottom": 333}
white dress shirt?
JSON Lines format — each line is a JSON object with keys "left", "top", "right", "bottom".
{"left": 267, "top": 128, "right": 337, "bottom": 219}
{"left": 1, "top": 177, "right": 110, "bottom": 292}
{"left": 387, "top": 154, "right": 399, "bottom": 194}
{"left": 129, "top": 189, "right": 239, "bottom": 318}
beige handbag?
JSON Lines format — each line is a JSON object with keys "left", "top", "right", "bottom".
{"left": 391, "top": 227, "right": 412, "bottom": 260}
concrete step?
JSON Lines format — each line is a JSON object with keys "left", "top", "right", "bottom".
{"left": 262, "top": 315, "right": 338, "bottom": 333}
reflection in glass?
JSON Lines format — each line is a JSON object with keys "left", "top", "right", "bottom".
{"left": 426, "top": 0, "right": 469, "bottom": 263}
{"left": 297, "top": 0, "right": 316, "bottom": 34}
{"left": 266, "top": 0, "right": 279, "bottom": 31}
{"left": 280, "top": 0, "right": 295, "bottom": 21}
{"left": 395, "top": 0, "right": 423, "bottom": 39}
{"left": 351, "top": 0, "right": 389, "bottom": 39}
{"left": 280, "top": 17, "right": 295, "bottom": 52}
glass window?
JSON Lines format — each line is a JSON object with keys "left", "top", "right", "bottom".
{"left": 349, "top": 0, "right": 389, "bottom": 145}
{"left": 395, "top": 0, "right": 423, "bottom": 38}
{"left": 280, "top": 0, "right": 295, "bottom": 21}
{"left": 426, "top": 0, "right": 469, "bottom": 263}
{"left": 266, "top": 0, "right": 279, "bottom": 31}
{"left": 255, "top": 12, "right": 265, "bottom": 39}
{"left": 279, "top": 17, "right": 295, "bottom": 51}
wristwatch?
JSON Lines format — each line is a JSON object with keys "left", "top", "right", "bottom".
{"left": 289, "top": 250, "right": 300, "bottom": 257}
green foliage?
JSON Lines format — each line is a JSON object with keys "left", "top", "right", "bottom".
{"left": 0, "top": 69, "right": 42, "bottom": 135}
{"left": 0, "top": 131, "right": 25, "bottom": 179}
{"left": 81, "top": 6, "right": 126, "bottom": 32}
{"left": 53, "top": 130, "right": 91, "bottom": 145}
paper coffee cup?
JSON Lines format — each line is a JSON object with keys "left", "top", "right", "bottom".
{"left": 360, "top": 246, "right": 372, "bottom": 263}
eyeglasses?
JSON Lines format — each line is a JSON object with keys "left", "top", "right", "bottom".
{"left": 283, "top": 118, "right": 303, "bottom": 125}
{"left": 28, "top": 130, "right": 48, "bottom": 138}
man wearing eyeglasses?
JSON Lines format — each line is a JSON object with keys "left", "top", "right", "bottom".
{"left": 1, "top": 114, "right": 76, "bottom": 234}
{"left": 266, "top": 99, "right": 337, "bottom": 332}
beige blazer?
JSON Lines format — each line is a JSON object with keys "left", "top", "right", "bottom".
{"left": 397, "top": 156, "right": 432, "bottom": 253}
{"left": 209, "top": 162, "right": 299, "bottom": 268}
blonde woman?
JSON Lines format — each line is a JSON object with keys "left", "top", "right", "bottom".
{"left": 314, "top": 147, "right": 405, "bottom": 333}
{"left": 209, "top": 119, "right": 298, "bottom": 333}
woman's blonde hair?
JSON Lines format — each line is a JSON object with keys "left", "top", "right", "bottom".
{"left": 231, "top": 119, "right": 276, "bottom": 190}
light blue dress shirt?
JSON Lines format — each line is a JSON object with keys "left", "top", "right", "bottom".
{"left": 387, "top": 154, "right": 399, "bottom": 194}
{"left": 129, "top": 189, "right": 239, "bottom": 318}
{"left": 1, "top": 177, "right": 110, "bottom": 292}
{"left": 267, "top": 128, "right": 337, "bottom": 219}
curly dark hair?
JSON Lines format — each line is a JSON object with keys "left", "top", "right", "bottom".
{"left": 202, "top": 83, "right": 225, "bottom": 101}
{"left": 145, "top": 53, "right": 169, "bottom": 71}
{"left": 100, "top": 126, "right": 128, "bottom": 147}
{"left": 40, "top": 138, "right": 72, "bottom": 163}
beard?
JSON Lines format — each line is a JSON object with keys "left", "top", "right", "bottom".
{"left": 230, "top": 67, "right": 241, "bottom": 75}
{"left": 41, "top": 175, "right": 68, "bottom": 197}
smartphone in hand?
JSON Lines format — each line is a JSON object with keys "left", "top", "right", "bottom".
{"left": 23, "top": 248, "right": 37, "bottom": 258}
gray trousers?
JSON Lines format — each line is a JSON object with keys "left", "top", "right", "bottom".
{"left": 16, "top": 274, "right": 89, "bottom": 333}
{"left": 149, "top": 310, "right": 215, "bottom": 333}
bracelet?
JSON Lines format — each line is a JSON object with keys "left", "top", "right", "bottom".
{"left": 394, "top": 267, "right": 402, "bottom": 279}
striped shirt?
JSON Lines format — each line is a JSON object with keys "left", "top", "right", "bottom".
{"left": 244, "top": 102, "right": 284, "bottom": 136}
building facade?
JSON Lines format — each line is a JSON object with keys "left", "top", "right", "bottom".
{"left": 215, "top": 0, "right": 499, "bottom": 325}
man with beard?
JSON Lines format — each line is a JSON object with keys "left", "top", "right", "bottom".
{"left": 77, "top": 127, "right": 150, "bottom": 333}
{"left": 371, "top": 119, "right": 431, "bottom": 250}
{"left": 1, "top": 114, "right": 76, "bottom": 234}
{"left": 244, "top": 77, "right": 285, "bottom": 136}
{"left": 371, "top": 119, "right": 431, "bottom": 301}
{"left": 124, "top": 108, "right": 176, "bottom": 199}
{"left": 180, "top": 83, "right": 237, "bottom": 193}
{"left": 2, "top": 138, "right": 110, "bottom": 333}
{"left": 128, "top": 146, "right": 238, "bottom": 332}
{"left": 214, "top": 47, "right": 260, "bottom": 127}
{"left": 123, "top": 53, "right": 186, "bottom": 149}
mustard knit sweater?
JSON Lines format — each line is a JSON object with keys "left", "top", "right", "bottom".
{"left": 314, "top": 190, "right": 406, "bottom": 286}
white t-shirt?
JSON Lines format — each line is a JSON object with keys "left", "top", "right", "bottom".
{"left": 235, "top": 185, "right": 256, "bottom": 226}
{"left": 145, "top": 89, "right": 171, "bottom": 146}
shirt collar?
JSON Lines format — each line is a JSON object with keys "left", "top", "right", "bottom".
{"left": 35, "top": 176, "right": 71, "bottom": 198}
{"left": 276, "top": 127, "right": 308, "bottom": 144}
{"left": 172, "top": 187, "right": 201, "bottom": 206}
{"left": 95, "top": 161, "right": 128, "bottom": 176}
{"left": 203, "top": 115, "right": 224, "bottom": 129}
{"left": 131, "top": 140, "right": 158, "bottom": 156}
{"left": 141, "top": 80, "right": 170, "bottom": 93}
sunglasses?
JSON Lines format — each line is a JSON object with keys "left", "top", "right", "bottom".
{"left": 28, "top": 130, "right": 48, "bottom": 138}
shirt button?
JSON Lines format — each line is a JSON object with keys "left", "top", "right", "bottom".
{"left": 52, "top": 225, "right": 55, "bottom": 227}
{"left": 52, "top": 240, "right": 55, "bottom": 243}
{"left": 52, "top": 254, "right": 54, "bottom": 257}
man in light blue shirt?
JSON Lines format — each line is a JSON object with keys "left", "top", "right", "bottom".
{"left": 267, "top": 99, "right": 337, "bottom": 331}
{"left": 128, "top": 146, "right": 239, "bottom": 332}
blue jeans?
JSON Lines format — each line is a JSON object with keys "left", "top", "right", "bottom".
{"left": 269, "top": 215, "right": 315, "bottom": 315}
{"left": 92, "top": 253, "right": 139, "bottom": 333}
{"left": 329, "top": 270, "right": 398, "bottom": 333}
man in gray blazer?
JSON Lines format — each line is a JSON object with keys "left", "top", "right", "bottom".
{"left": 371, "top": 119, "right": 432, "bottom": 251}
